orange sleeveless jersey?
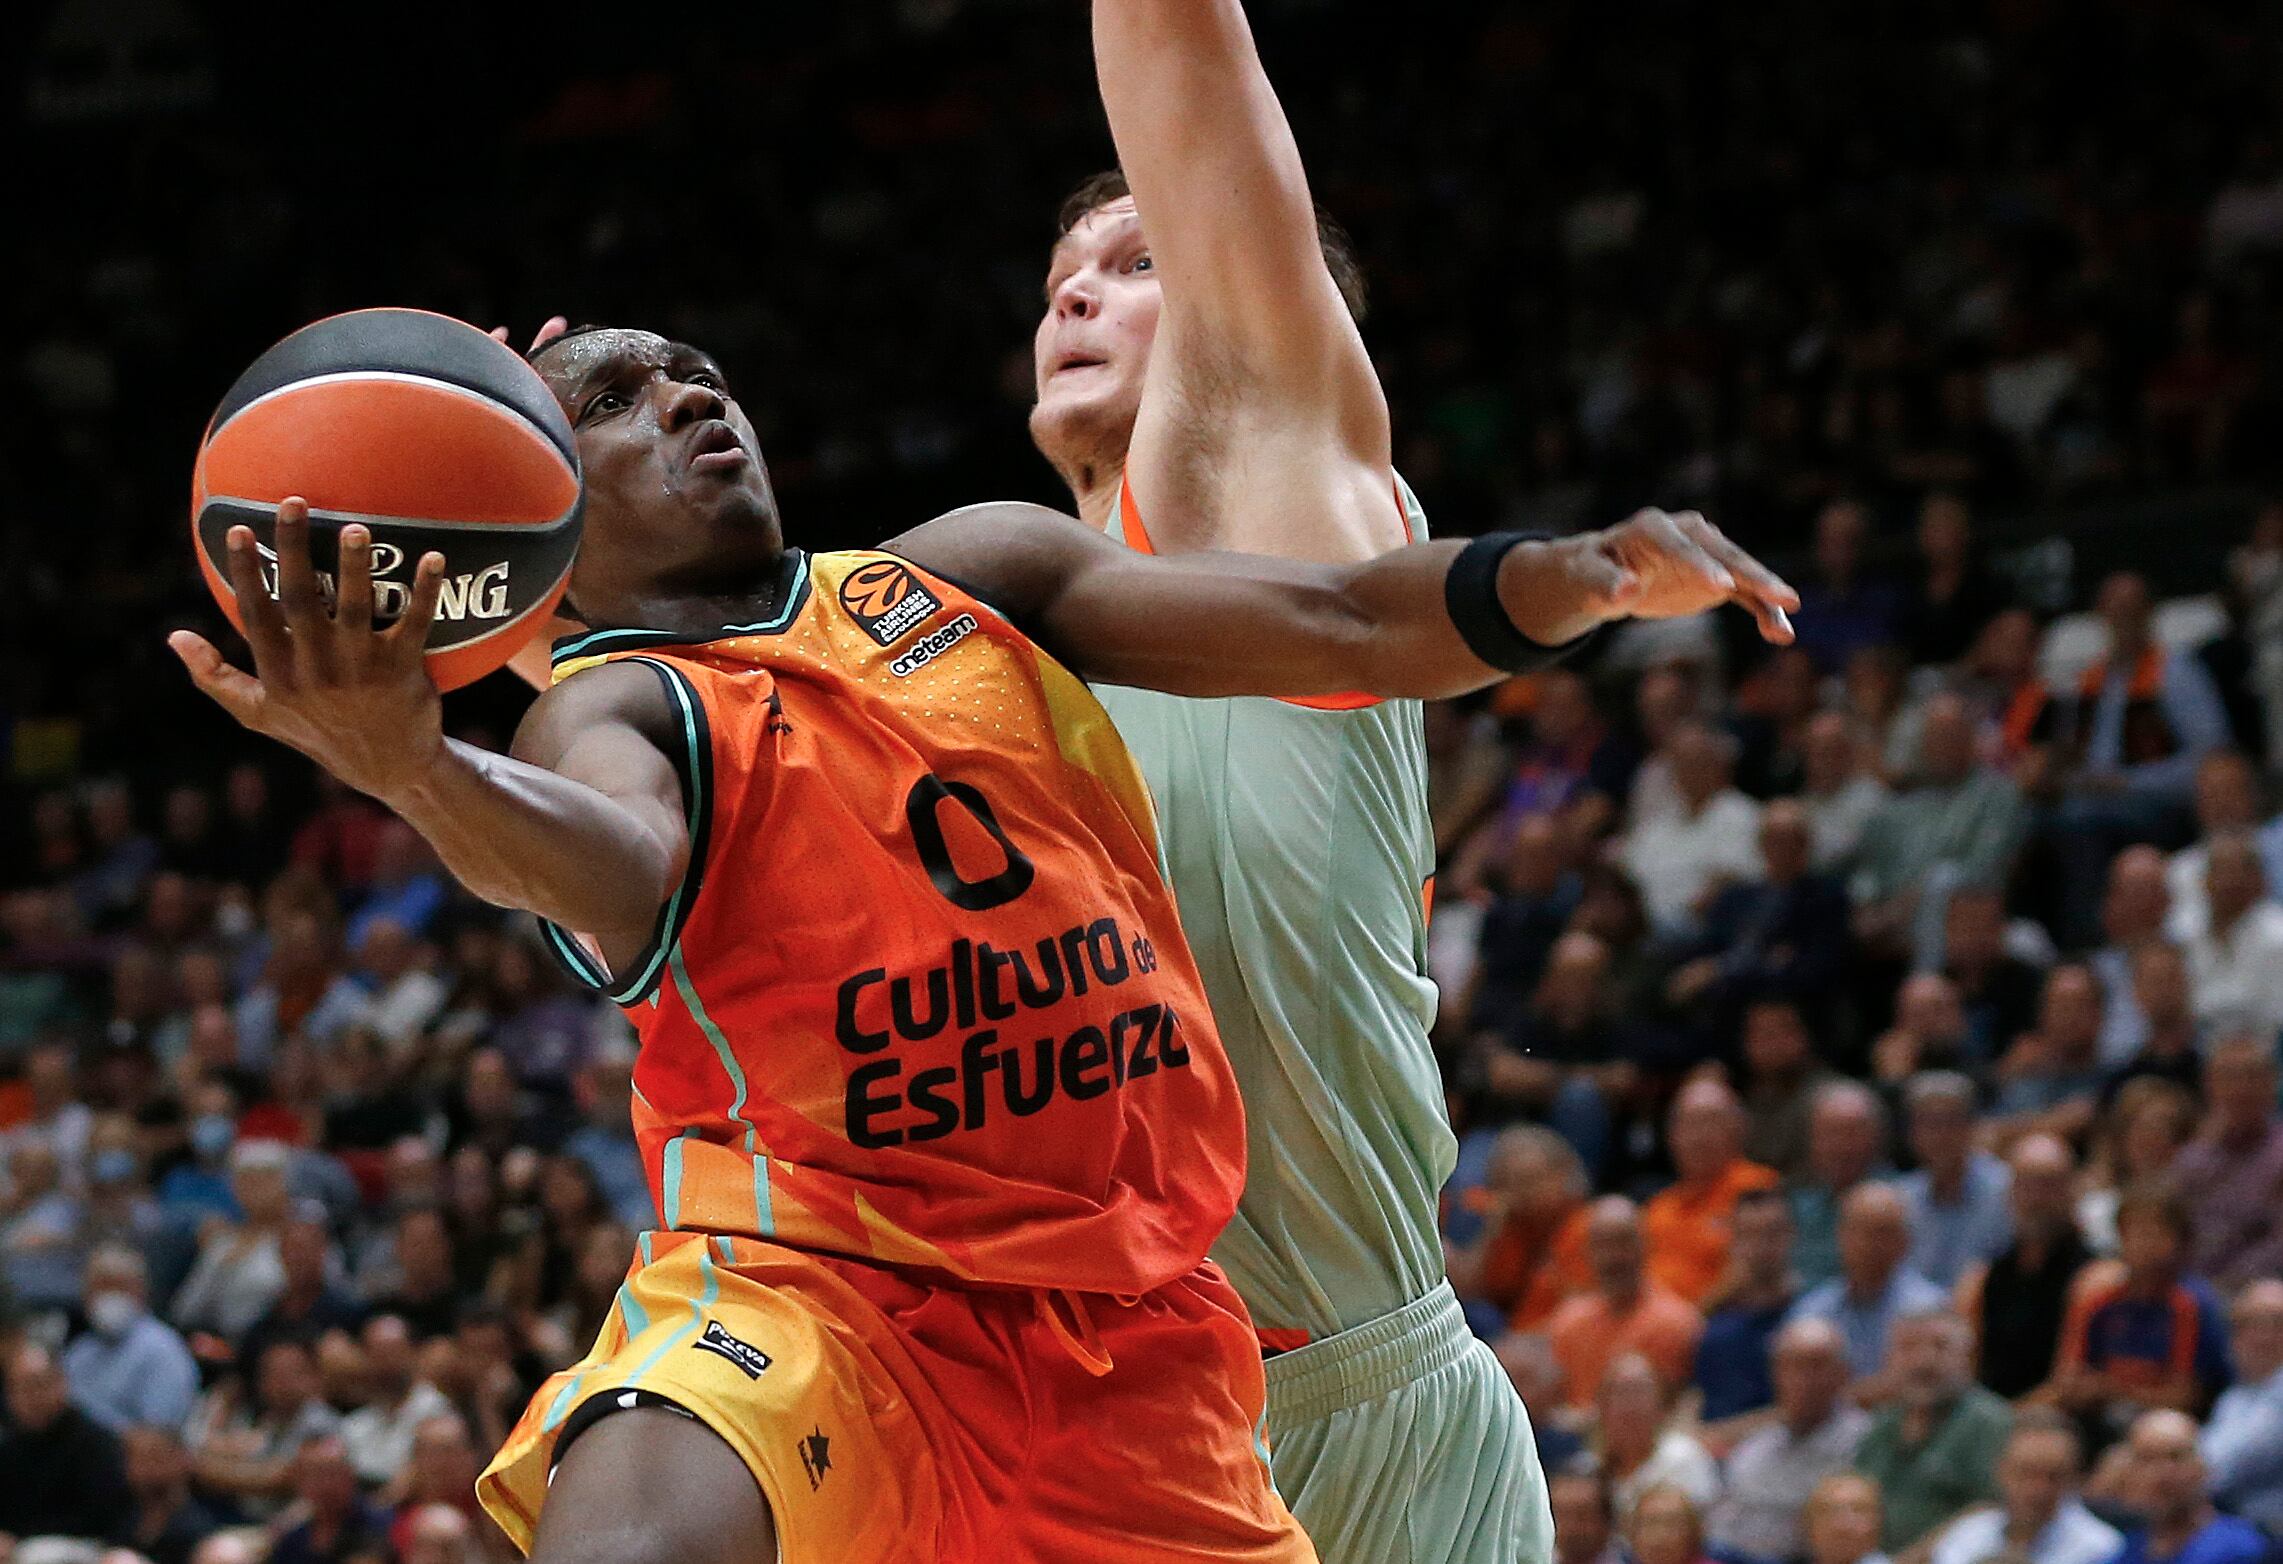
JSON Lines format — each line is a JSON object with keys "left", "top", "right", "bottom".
{"left": 540, "top": 548, "right": 1245, "bottom": 1297}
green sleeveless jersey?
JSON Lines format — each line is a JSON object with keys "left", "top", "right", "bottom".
{"left": 1094, "top": 478, "right": 1453, "bottom": 1340}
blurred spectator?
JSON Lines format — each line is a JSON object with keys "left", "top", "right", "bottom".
{"left": 398, "top": 1504, "right": 479, "bottom": 1564}
{"left": 1593, "top": 1351, "right": 1719, "bottom": 1519}
{"left": 1464, "top": 814, "right": 1580, "bottom": 1042}
{"left": 3, "top": 1135, "right": 86, "bottom": 1313}
{"left": 121, "top": 1423, "right": 222, "bottom": 1564}
{"left": 338, "top": 1314, "right": 451, "bottom": 1489}
{"left": 234, "top": 908, "right": 365, "bottom": 1068}
{"left": 1788, "top": 1182, "right": 1948, "bottom": 1384}
{"left": 1472, "top": 932, "right": 1622, "bottom": 1180}
{"left": 1664, "top": 800, "right": 1853, "bottom": 1044}
{"left": 1854, "top": 1307, "right": 2012, "bottom": 1552}
{"left": 170, "top": 1140, "right": 294, "bottom": 1342}
{"left": 1799, "top": 711, "right": 1889, "bottom": 876}
{"left": 190, "top": 1529, "right": 270, "bottom": 1564}
{"left": 189, "top": 1337, "right": 342, "bottom": 1517}
{"left": 1900, "top": 494, "right": 2012, "bottom": 671}
{"left": 1896, "top": 1071, "right": 2013, "bottom": 1289}
{"left": 241, "top": 1212, "right": 361, "bottom": 1367}
{"left": 1692, "top": 1188, "right": 1802, "bottom": 1438}
{"left": 2089, "top": 847, "right": 2174, "bottom": 1068}
{"left": 1548, "top": 1196, "right": 1704, "bottom": 1410}
{"left": 1550, "top": 1468, "right": 1625, "bottom": 1564}
{"left": 0, "top": 1341, "right": 131, "bottom": 1545}
{"left": 2199, "top": 1278, "right": 2283, "bottom": 1533}
{"left": 5, "top": 1043, "right": 95, "bottom": 1173}
{"left": 62, "top": 1245, "right": 198, "bottom": 1434}
{"left": 1450, "top": 1125, "right": 1592, "bottom": 1336}
{"left": 1739, "top": 998, "right": 1840, "bottom": 1178}
{"left": 1870, "top": 976, "right": 1976, "bottom": 1093}
{"left": 2163, "top": 752, "right": 2283, "bottom": 944}
{"left": 1621, "top": 724, "right": 1762, "bottom": 938}
{"left": 2107, "top": 1410, "right": 2269, "bottom": 1564}
{"left": 1991, "top": 965, "right": 2106, "bottom": 1148}
{"left": 1941, "top": 889, "right": 2046, "bottom": 1071}
{"left": 561, "top": 1054, "right": 649, "bottom": 1232}
{"left": 1853, "top": 694, "right": 2029, "bottom": 971}
{"left": 1788, "top": 1081, "right": 1891, "bottom": 1289}
{"left": 1961, "top": 1134, "right": 2101, "bottom": 1401}
{"left": 2181, "top": 834, "right": 2283, "bottom": 1038}
{"left": 1704, "top": 1317, "right": 1868, "bottom": 1564}
{"left": 1492, "top": 1329, "right": 1582, "bottom": 1474}
{"left": 2052, "top": 1182, "right": 2231, "bottom": 1435}
{"left": 2039, "top": 573, "right": 2229, "bottom": 946}
{"left": 1643, "top": 1078, "right": 1779, "bottom": 1307}
{"left": 1795, "top": 502, "right": 1903, "bottom": 677}
{"left": 383, "top": 1412, "right": 487, "bottom": 1548}
{"left": 1803, "top": 1473, "right": 1890, "bottom": 1564}
{"left": 2171, "top": 1035, "right": 2283, "bottom": 1294}
{"left": 344, "top": 919, "right": 447, "bottom": 1056}
{"left": 368, "top": 1205, "right": 466, "bottom": 1342}
{"left": 345, "top": 821, "right": 447, "bottom": 951}
{"left": 1927, "top": 1411, "right": 2121, "bottom": 1564}
{"left": 2080, "top": 1080, "right": 2199, "bottom": 1257}
{"left": 2102, "top": 946, "right": 2206, "bottom": 1107}
{"left": 268, "top": 1436, "right": 389, "bottom": 1564}
{"left": 1629, "top": 1483, "right": 1715, "bottom": 1564}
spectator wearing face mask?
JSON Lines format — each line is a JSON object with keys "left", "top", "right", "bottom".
{"left": 61, "top": 1244, "right": 199, "bottom": 1434}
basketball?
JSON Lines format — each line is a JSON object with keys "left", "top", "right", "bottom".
{"left": 190, "top": 307, "right": 583, "bottom": 691}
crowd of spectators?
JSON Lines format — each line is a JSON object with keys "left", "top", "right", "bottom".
{"left": 12, "top": 1, "right": 2283, "bottom": 1563}
{"left": 1436, "top": 490, "right": 2283, "bottom": 1563}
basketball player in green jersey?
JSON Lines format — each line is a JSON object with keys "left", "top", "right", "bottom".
{"left": 1030, "top": 4, "right": 1788, "bottom": 1560}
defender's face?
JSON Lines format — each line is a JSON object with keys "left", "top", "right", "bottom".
{"left": 1032, "top": 197, "right": 1161, "bottom": 448}
{"left": 537, "top": 330, "right": 781, "bottom": 592}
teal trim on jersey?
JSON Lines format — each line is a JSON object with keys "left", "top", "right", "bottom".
{"left": 669, "top": 944, "right": 774, "bottom": 1236}
{"left": 550, "top": 551, "right": 811, "bottom": 665}
{"left": 536, "top": 658, "right": 714, "bottom": 1009}
{"left": 661, "top": 1129, "right": 692, "bottom": 1229}
{"left": 625, "top": 1244, "right": 720, "bottom": 1387}
{"left": 540, "top": 1368, "right": 593, "bottom": 1432}
{"left": 638, "top": 1232, "right": 656, "bottom": 1265}
{"left": 613, "top": 1278, "right": 652, "bottom": 1342}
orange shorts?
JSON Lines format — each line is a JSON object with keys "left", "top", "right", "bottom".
{"left": 479, "top": 1230, "right": 1314, "bottom": 1564}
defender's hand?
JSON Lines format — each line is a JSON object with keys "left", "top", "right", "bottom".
{"left": 170, "top": 497, "right": 450, "bottom": 805}
{"left": 1565, "top": 509, "right": 1799, "bottom": 644}
{"left": 489, "top": 317, "right": 570, "bottom": 354}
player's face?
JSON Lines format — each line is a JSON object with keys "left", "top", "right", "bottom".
{"left": 1031, "top": 198, "right": 1161, "bottom": 458}
{"left": 538, "top": 330, "right": 784, "bottom": 604}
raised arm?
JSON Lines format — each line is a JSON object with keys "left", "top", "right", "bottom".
{"left": 1093, "top": 0, "right": 1397, "bottom": 561}
{"left": 170, "top": 500, "right": 687, "bottom": 965}
{"left": 1094, "top": 0, "right": 1370, "bottom": 403}
{"left": 889, "top": 501, "right": 1795, "bottom": 700}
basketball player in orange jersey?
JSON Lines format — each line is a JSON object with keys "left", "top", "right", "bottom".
{"left": 1030, "top": 5, "right": 1790, "bottom": 1558}
{"left": 170, "top": 325, "right": 1793, "bottom": 1564}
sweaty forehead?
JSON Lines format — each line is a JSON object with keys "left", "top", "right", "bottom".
{"left": 537, "top": 329, "right": 717, "bottom": 393}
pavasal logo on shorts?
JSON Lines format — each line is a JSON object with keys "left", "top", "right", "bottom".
{"left": 691, "top": 1320, "right": 773, "bottom": 1379}
{"left": 839, "top": 560, "right": 941, "bottom": 646}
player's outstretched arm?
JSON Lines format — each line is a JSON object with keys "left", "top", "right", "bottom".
{"left": 889, "top": 503, "right": 1796, "bottom": 700}
{"left": 1094, "top": 0, "right": 1372, "bottom": 409}
{"left": 170, "top": 498, "right": 688, "bottom": 954}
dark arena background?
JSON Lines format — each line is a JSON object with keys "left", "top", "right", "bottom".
{"left": 9, "top": 1, "right": 2283, "bottom": 1561}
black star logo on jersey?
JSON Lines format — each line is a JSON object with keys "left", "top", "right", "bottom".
{"left": 799, "top": 1427, "right": 832, "bottom": 1490}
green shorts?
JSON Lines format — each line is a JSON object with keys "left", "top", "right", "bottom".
{"left": 1264, "top": 1282, "right": 1554, "bottom": 1564}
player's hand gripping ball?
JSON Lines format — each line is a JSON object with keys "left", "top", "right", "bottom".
{"left": 189, "top": 307, "right": 584, "bottom": 690}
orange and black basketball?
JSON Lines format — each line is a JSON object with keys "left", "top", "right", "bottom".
{"left": 191, "top": 308, "right": 583, "bottom": 691}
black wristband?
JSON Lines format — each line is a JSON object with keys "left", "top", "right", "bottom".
{"left": 1444, "top": 531, "right": 1581, "bottom": 673}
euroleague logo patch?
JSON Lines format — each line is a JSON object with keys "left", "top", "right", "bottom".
{"left": 691, "top": 1320, "right": 773, "bottom": 1380}
{"left": 840, "top": 560, "right": 941, "bottom": 646}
